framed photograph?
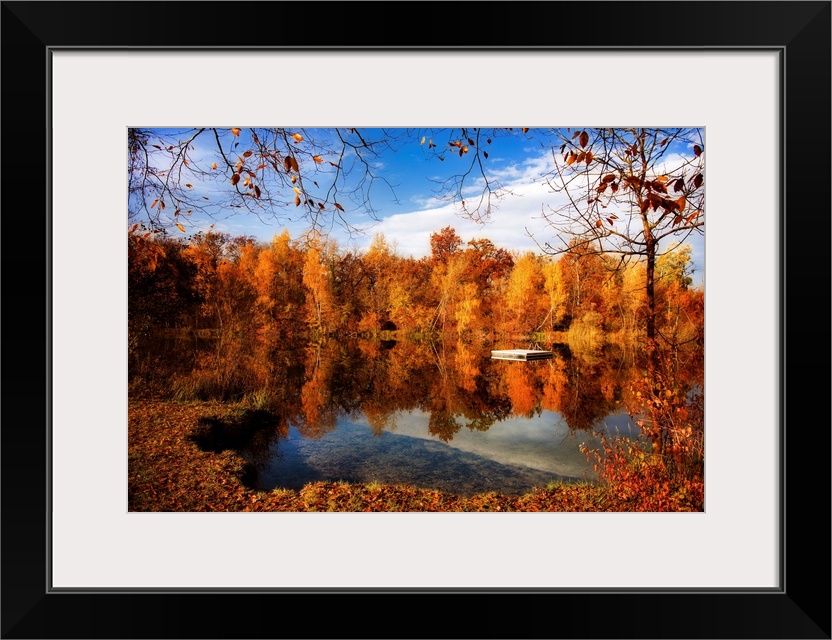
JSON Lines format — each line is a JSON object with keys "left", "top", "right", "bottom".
{"left": 3, "top": 1, "right": 829, "bottom": 638}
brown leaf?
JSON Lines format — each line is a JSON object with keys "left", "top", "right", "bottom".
{"left": 185, "top": 183, "right": 193, "bottom": 189}
{"left": 243, "top": 150, "right": 253, "bottom": 158}
{"left": 312, "top": 155, "right": 323, "bottom": 163}
{"left": 673, "top": 178, "right": 685, "bottom": 192}
{"left": 676, "top": 196, "right": 686, "bottom": 212}
{"left": 291, "top": 175, "right": 297, "bottom": 184}
{"left": 212, "top": 162, "right": 217, "bottom": 170}
{"left": 483, "top": 151, "right": 488, "bottom": 159}
{"left": 572, "top": 131, "right": 580, "bottom": 140}
{"left": 283, "top": 157, "right": 292, "bottom": 173}
{"left": 595, "top": 219, "right": 603, "bottom": 228}
{"left": 243, "top": 178, "right": 250, "bottom": 187}
{"left": 231, "top": 174, "right": 240, "bottom": 186}
{"left": 522, "top": 128, "right": 529, "bottom": 134}
{"left": 292, "top": 132, "right": 304, "bottom": 142}
{"left": 150, "top": 199, "right": 158, "bottom": 209}
{"left": 585, "top": 151, "right": 593, "bottom": 165}
{"left": 566, "top": 153, "right": 576, "bottom": 166}
{"left": 611, "top": 182, "right": 619, "bottom": 193}
{"left": 334, "top": 202, "right": 344, "bottom": 211}
{"left": 579, "top": 131, "right": 589, "bottom": 147}
{"left": 686, "top": 211, "right": 700, "bottom": 223}
{"left": 576, "top": 151, "right": 586, "bottom": 164}
{"left": 693, "top": 144, "right": 702, "bottom": 157}
{"left": 176, "top": 223, "right": 186, "bottom": 233}
{"left": 290, "top": 157, "right": 299, "bottom": 173}
{"left": 294, "top": 195, "right": 301, "bottom": 207}
{"left": 602, "top": 174, "right": 616, "bottom": 183}
{"left": 693, "top": 173, "right": 703, "bottom": 188}
{"left": 231, "top": 128, "right": 241, "bottom": 136}
{"left": 254, "top": 185, "right": 261, "bottom": 199}
{"left": 673, "top": 215, "right": 684, "bottom": 225}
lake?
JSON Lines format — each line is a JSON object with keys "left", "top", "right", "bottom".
{"left": 132, "top": 336, "right": 657, "bottom": 497}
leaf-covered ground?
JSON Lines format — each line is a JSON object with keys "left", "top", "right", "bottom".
{"left": 129, "top": 398, "right": 702, "bottom": 512}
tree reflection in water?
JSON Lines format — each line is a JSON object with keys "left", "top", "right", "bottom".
{"left": 132, "top": 334, "right": 703, "bottom": 495}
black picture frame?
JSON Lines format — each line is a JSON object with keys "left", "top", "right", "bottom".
{"left": 2, "top": 1, "right": 829, "bottom": 638}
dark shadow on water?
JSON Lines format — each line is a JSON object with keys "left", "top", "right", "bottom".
{"left": 188, "top": 409, "right": 280, "bottom": 453}
{"left": 188, "top": 409, "right": 287, "bottom": 488}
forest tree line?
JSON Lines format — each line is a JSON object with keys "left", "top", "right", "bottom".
{"left": 129, "top": 224, "right": 703, "bottom": 351}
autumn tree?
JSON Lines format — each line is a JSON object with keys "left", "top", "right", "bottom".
{"left": 536, "top": 128, "right": 704, "bottom": 369}
{"left": 302, "top": 236, "right": 337, "bottom": 334}
{"left": 504, "top": 252, "right": 546, "bottom": 335}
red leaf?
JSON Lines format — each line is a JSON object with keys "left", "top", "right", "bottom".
{"left": 579, "top": 131, "right": 589, "bottom": 147}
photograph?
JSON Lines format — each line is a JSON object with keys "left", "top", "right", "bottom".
{"left": 127, "top": 126, "right": 706, "bottom": 512}
{"left": 3, "top": 0, "right": 829, "bottom": 637}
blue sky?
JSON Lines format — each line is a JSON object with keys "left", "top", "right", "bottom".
{"left": 132, "top": 127, "right": 704, "bottom": 284}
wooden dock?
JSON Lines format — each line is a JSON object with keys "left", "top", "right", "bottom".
{"left": 491, "top": 349, "right": 553, "bottom": 361}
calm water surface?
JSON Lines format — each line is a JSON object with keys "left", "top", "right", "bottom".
{"left": 137, "top": 337, "right": 652, "bottom": 496}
